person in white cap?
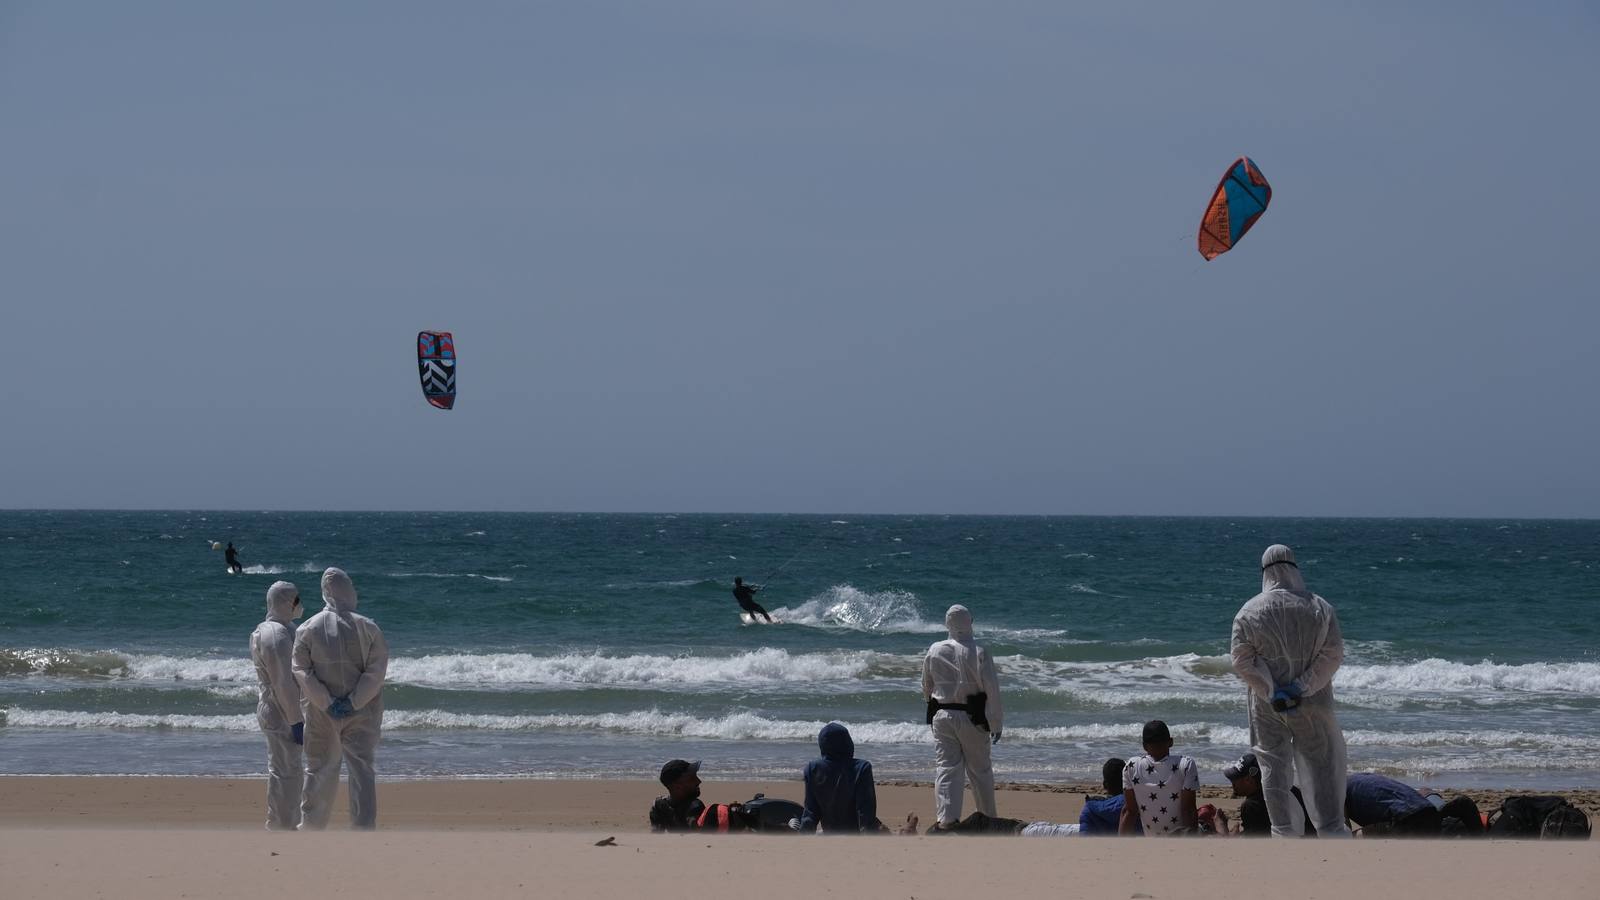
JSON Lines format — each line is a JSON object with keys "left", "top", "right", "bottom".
{"left": 250, "top": 581, "right": 304, "bottom": 830}
{"left": 293, "top": 567, "right": 388, "bottom": 830}
{"left": 1230, "top": 544, "right": 1351, "bottom": 837}
{"left": 922, "top": 604, "right": 1004, "bottom": 828}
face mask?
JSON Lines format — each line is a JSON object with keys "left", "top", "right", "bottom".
{"left": 292, "top": 599, "right": 303, "bottom": 621}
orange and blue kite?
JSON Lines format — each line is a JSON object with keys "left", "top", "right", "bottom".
{"left": 1198, "top": 157, "right": 1271, "bottom": 261}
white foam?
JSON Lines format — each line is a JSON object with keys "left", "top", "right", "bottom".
{"left": 390, "top": 648, "right": 884, "bottom": 688}
{"left": 1335, "top": 659, "right": 1600, "bottom": 695}
{"left": 238, "top": 563, "right": 322, "bottom": 575}
{"left": 772, "top": 586, "right": 940, "bottom": 633}
{"left": 44, "top": 648, "right": 899, "bottom": 689}
{"left": 385, "top": 572, "right": 513, "bottom": 582}
{"left": 122, "top": 654, "right": 256, "bottom": 682}
{"left": 7, "top": 707, "right": 1595, "bottom": 757}
{"left": 2, "top": 709, "right": 260, "bottom": 732}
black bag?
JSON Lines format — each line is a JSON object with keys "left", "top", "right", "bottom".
{"left": 1487, "top": 795, "right": 1591, "bottom": 839}
{"left": 1541, "top": 804, "right": 1592, "bottom": 840}
{"left": 740, "top": 794, "right": 805, "bottom": 833}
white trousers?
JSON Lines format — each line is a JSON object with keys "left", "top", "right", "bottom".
{"left": 299, "top": 704, "right": 382, "bottom": 830}
{"left": 932, "top": 710, "right": 995, "bottom": 825}
{"left": 1251, "top": 697, "right": 1351, "bottom": 838}
{"left": 258, "top": 711, "right": 303, "bottom": 831}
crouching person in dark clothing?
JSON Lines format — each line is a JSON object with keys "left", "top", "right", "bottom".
{"left": 798, "top": 723, "right": 884, "bottom": 834}
{"left": 650, "top": 758, "right": 707, "bottom": 832}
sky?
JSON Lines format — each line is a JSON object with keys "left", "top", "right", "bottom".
{"left": 3, "top": 1, "right": 1597, "bottom": 517}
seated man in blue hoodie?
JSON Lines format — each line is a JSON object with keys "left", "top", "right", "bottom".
{"left": 1079, "top": 758, "right": 1138, "bottom": 835}
{"left": 798, "top": 723, "right": 885, "bottom": 834}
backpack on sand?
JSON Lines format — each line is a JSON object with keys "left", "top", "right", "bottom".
{"left": 1487, "top": 795, "right": 1591, "bottom": 840}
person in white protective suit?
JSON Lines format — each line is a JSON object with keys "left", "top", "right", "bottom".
{"left": 293, "top": 567, "right": 389, "bottom": 830}
{"left": 922, "top": 604, "right": 1004, "bottom": 828}
{"left": 250, "top": 581, "right": 304, "bottom": 830}
{"left": 1230, "top": 545, "right": 1352, "bottom": 838}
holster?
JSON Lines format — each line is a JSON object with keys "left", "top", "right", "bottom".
{"left": 966, "top": 691, "right": 990, "bottom": 731}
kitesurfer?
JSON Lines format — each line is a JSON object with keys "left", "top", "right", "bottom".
{"left": 226, "top": 542, "right": 243, "bottom": 574}
{"left": 732, "top": 577, "right": 772, "bottom": 623}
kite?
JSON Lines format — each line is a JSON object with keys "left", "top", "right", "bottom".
{"left": 1198, "top": 157, "right": 1272, "bottom": 261}
{"left": 417, "top": 331, "right": 456, "bottom": 410}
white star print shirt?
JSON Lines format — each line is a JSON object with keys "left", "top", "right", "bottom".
{"left": 1122, "top": 753, "right": 1200, "bottom": 835}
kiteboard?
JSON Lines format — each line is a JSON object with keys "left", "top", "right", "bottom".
{"left": 739, "top": 613, "right": 776, "bottom": 625}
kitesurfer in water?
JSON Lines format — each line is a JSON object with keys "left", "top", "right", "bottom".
{"left": 226, "top": 542, "right": 244, "bottom": 574}
{"left": 733, "top": 577, "right": 773, "bottom": 623}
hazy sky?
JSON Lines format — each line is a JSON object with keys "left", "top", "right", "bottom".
{"left": 4, "top": 2, "right": 1597, "bottom": 516}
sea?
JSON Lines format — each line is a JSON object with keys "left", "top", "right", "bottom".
{"left": 2, "top": 511, "right": 1597, "bottom": 789}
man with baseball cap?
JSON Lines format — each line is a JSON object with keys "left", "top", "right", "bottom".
{"left": 1224, "top": 752, "right": 1315, "bottom": 837}
{"left": 649, "top": 759, "right": 706, "bottom": 832}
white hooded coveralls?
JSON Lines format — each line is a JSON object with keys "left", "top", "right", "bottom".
{"left": 293, "top": 567, "right": 389, "bottom": 830}
{"left": 250, "top": 581, "right": 303, "bottom": 830}
{"left": 922, "top": 604, "right": 1004, "bottom": 825}
{"left": 1230, "top": 545, "right": 1351, "bottom": 838}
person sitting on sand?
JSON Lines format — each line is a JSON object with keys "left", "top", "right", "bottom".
{"left": 650, "top": 759, "right": 707, "bottom": 832}
{"left": 1120, "top": 720, "right": 1199, "bottom": 836}
{"left": 798, "top": 723, "right": 884, "bottom": 834}
{"left": 1224, "top": 752, "right": 1315, "bottom": 837}
{"left": 1080, "top": 758, "right": 1139, "bottom": 835}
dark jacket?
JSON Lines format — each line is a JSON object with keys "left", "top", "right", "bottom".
{"left": 798, "top": 723, "right": 878, "bottom": 833}
{"left": 1345, "top": 773, "right": 1431, "bottom": 827}
{"left": 649, "top": 794, "right": 706, "bottom": 832}
{"left": 1239, "top": 786, "right": 1316, "bottom": 836}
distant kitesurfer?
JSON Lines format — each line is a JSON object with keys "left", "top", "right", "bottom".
{"left": 226, "top": 542, "right": 243, "bottom": 574}
{"left": 733, "top": 577, "right": 773, "bottom": 623}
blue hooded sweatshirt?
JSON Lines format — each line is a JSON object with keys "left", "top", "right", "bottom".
{"left": 799, "top": 723, "right": 878, "bottom": 833}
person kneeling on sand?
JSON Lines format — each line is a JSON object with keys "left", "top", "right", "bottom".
{"left": 1345, "top": 773, "right": 1481, "bottom": 837}
{"left": 1120, "top": 720, "right": 1199, "bottom": 836}
{"left": 797, "top": 723, "right": 886, "bottom": 834}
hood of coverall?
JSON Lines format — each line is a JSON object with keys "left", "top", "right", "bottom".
{"left": 265, "top": 581, "right": 300, "bottom": 624}
{"left": 321, "top": 567, "right": 359, "bottom": 613}
{"left": 944, "top": 605, "right": 973, "bottom": 641}
{"left": 1260, "top": 544, "right": 1310, "bottom": 596}
{"left": 818, "top": 722, "right": 855, "bottom": 761}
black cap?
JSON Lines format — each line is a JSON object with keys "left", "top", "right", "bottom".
{"left": 1141, "top": 720, "right": 1171, "bottom": 745}
{"left": 1223, "top": 752, "right": 1259, "bottom": 781}
{"left": 659, "top": 758, "right": 701, "bottom": 787}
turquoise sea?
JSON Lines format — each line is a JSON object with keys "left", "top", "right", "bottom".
{"left": 2, "top": 511, "right": 1596, "bottom": 788}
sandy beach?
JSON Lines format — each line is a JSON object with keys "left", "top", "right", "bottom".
{"left": 3, "top": 777, "right": 1595, "bottom": 899}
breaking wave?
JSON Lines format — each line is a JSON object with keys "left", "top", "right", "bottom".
{"left": 6, "top": 709, "right": 1594, "bottom": 757}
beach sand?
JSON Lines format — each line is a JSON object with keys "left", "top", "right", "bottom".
{"left": 3, "top": 777, "right": 1595, "bottom": 899}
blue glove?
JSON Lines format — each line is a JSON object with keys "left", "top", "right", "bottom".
{"left": 328, "top": 697, "right": 355, "bottom": 719}
{"left": 291, "top": 722, "right": 305, "bottom": 745}
{"left": 1270, "top": 687, "right": 1301, "bottom": 712}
